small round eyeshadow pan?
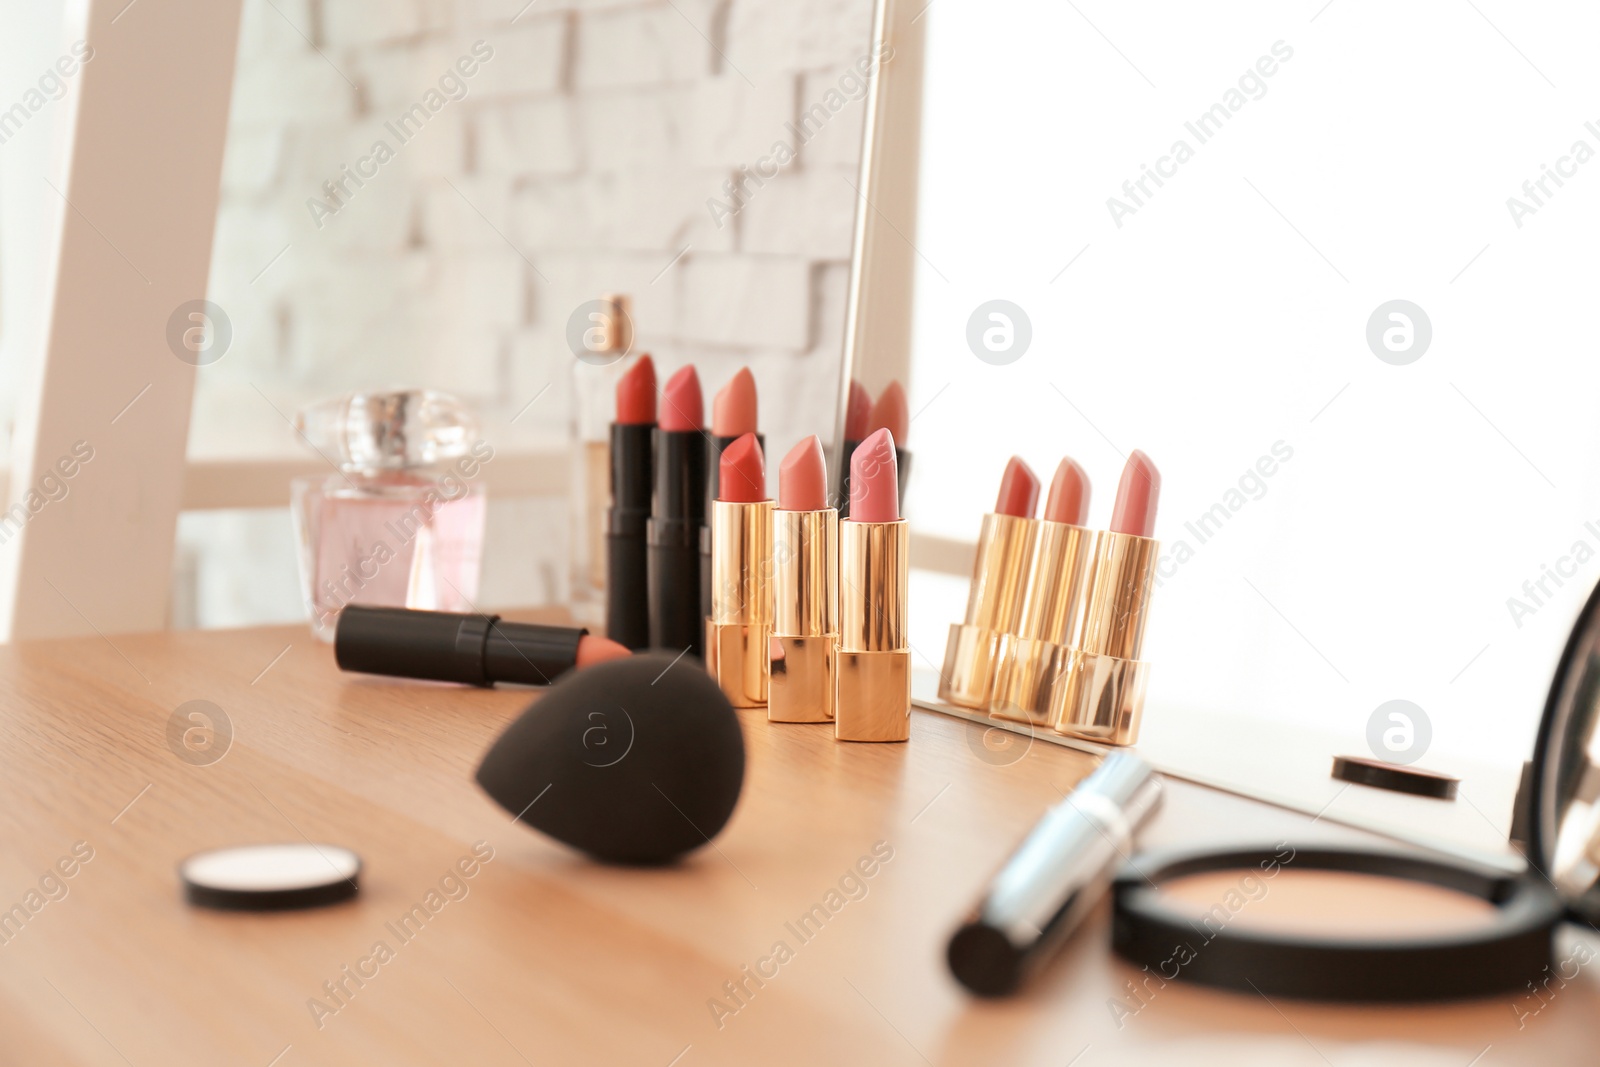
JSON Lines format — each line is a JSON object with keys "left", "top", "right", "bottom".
{"left": 180, "top": 843, "right": 361, "bottom": 911}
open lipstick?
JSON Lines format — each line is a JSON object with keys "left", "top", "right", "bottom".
{"left": 702, "top": 368, "right": 764, "bottom": 622}
{"left": 939, "top": 457, "right": 1042, "bottom": 711}
{"left": 1052, "top": 450, "right": 1161, "bottom": 745}
{"left": 335, "top": 605, "right": 630, "bottom": 686}
{"left": 839, "top": 381, "right": 910, "bottom": 519}
{"left": 990, "top": 457, "right": 1096, "bottom": 726}
{"left": 704, "top": 433, "right": 774, "bottom": 707}
{"left": 768, "top": 435, "right": 838, "bottom": 724}
{"left": 648, "top": 365, "right": 708, "bottom": 656}
{"left": 835, "top": 428, "right": 911, "bottom": 742}
{"left": 606, "top": 355, "right": 656, "bottom": 649}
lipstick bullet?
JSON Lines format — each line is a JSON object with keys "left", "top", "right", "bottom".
{"left": 990, "top": 458, "right": 1095, "bottom": 726}
{"left": 838, "top": 380, "right": 910, "bottom": 519}
{"left": 702, "top": 368, "right": 764, "bottom": 623}
{"left": 704, "top": 433, "right": 773, "bottom": 707}
{"left": 939, "top": 457, "right": 1041, "bottom": 710}
{"left": 769, "top": 436, "right": 838, "bottom": 723}
{"left": 605, "top": 355, "right": 656, "bottom": 650}
{"left": 648, "top": 366, "right": 708, "bottom": 656}
{"left": 836, "top": 429, "right": 910, "bottom": 742}
{"left": 1052, "top": 450, "right": 1161, "bottom": 745}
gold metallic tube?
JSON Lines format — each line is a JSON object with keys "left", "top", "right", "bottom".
{"left": 769, "top": 507, "right": 838, "bottom": 723}
{"left": 1051, "top": 530, "right": 1159, "bottom": 745}
{"left": 835, "top": 517, "right": 910, "bottom": 742}
{"left": 705, "top": 498, "right": 774, "bottom": 708}
{"left": 938, "top": 513, "right": 1037, "bottom": 710}
{"left": 989, "top": 521, "right": 1095, "bottom": 726}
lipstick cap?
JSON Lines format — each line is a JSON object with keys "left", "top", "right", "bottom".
{"left": 769, "top": 634, "right": 836, "bottom": 723}
{"left": 835, "top": 650, "right": 911, "bottom": 742}
{"left": 1052, "top": 653, "right": 1149, "bottom": 745}
{"left": 939, "top": 624, "right": 1007, "bottom": 710}
{"left": 988, "top": 634, "right": 1077, "bottom": 727}
{"left": 706, "top": 620, "right": 770, "bottom": 708}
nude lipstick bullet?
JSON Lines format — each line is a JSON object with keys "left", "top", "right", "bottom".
{"left": 1053, "top": 450, "right": 1160, "bottom": 745}
{"left": 838, "top": 380, "right": 910, "bottom": 519}
{"left": 704, "top": 433, "right": 773, "bottom": 707}
{"left": 606, "top": 355, "right": 656, "bottom": 650}
{"left": 769, "top": 435, "right": 838, "bottom": 724}
{"left": 939, "top": 457, "right": 1041, "bottom": 710}
{"left": 991, "top": 457, "right": 1095, "bottom": 726}
{"left": 648, "top": 365, "right": 708, "bottom": 655}
{"left": 702, "top": 368, "right": 764, "bottom": 622}
{"left": 836, "top": 428, "right": 910, "bottom": 742}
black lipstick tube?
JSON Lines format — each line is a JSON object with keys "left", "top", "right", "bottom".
{"left": 335, "top": 605, "right": 587, "bottom": 686}
{"left": 700, "top": 431, "right": 765, "bottom": 620}
{"left": 607, "top": 422, "right": 653, "bottom": 649}
{"left": 648, "top": 427, "right": 707, "bottom": 656}
{"left": 836, "top": 440, "right": 911, "bottom": 519}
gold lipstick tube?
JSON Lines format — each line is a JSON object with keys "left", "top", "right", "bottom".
{"left": 705, "top": 497, "right": 774, "bottom": 707}
{"left": 989, "top": 521, "right": 1095, "bottom": 726}
{"left": 835, "top": 518, "right": 910, "bottom": 742}
{"left": 939, "top": 513, "right": 1037, "bottom": 709}
{"left": 769, "top": 508, "right": 838, "bottom": 723}
{"left": 1051, "top": 530, "right": 1159, "bottom": 745}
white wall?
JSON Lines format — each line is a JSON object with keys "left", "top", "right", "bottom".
{"left": 180, "top": 0, "right": 876, "bottom": 625}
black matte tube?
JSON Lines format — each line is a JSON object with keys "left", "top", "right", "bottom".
{"left": 648, "top": 428, "right": 706, "bottom": 655}
{"left": 335, "top": 606, "right": 588, "bottom": 687}
{"left": 606, "top": 422, "right": 653, "bottom": 650}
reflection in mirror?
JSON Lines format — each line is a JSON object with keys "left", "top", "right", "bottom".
{"left": 842, "top": 0, "right": 1600, "bottom": 852}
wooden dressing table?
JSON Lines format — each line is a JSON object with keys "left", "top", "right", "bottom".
{"left": 0, "top": 615, "right": 1593, "bottom": 1066}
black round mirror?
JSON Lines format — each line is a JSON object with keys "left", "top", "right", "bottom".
{"left": 1530, "top": 576, "right": 1600, "bottom": 925}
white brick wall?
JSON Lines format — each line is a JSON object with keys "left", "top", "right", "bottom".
{"left": 186, "top": 0, "right": 875, "bottom": 627}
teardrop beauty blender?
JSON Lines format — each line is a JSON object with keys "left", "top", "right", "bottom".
{"left": 475, "top": 653, "right": 746, "bottom": 865}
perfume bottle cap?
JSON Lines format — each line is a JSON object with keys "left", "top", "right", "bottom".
{"left": 295, "top": 390, "right": 479, "bottom": 471}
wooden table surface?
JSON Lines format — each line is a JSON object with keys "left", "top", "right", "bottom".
{"left": 0, "top": 615, "right": 1595, "bottom": 1066}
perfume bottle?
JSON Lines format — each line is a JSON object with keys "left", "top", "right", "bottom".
{"left": 291, "top": 389, "right": 489, "bottom": 640}
{"left": 568, "top": 293, "right": 635, "bottom": 624}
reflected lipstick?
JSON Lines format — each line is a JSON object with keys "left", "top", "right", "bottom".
{"left": 991, "top": 457, "right": 1096, "bottom": 726}
{"left": 606, "top": 355, "right": 656, "bottom": 649}
{"left": 1054, "top": 450, "right": 1161, "bottom": 745}
{"left": 836, "top": 429, "right": 910, "bottom": 742}
{"left": 648, "top": 366, "right": 708, "bottom": 655}
{"left": 705, "top": 433, "right": 773, "bottom": 707}
{"left": 940, "top": 457, "right": 1041, "bottom": 711}
{"left": 769, "top": 435, "right": 838, "bottom": 724}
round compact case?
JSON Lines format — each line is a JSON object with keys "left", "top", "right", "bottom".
{"left": 1110, "top": 576, "right": 1600, "bottom": 1002}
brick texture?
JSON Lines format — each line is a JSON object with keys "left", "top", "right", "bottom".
{"left": 190, "top": 0, "right": 875, "bottom": 624}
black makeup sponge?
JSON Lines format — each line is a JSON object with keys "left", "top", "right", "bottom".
{"left": 475, "top": 652, "right": 746, "bottom": 865}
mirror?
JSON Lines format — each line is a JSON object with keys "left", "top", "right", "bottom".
{"left": 1533, "top": 577, "right": 1600, "bottom": 918}
{"left": 841, "top": 0, "right": 1600, "bottom": 850}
